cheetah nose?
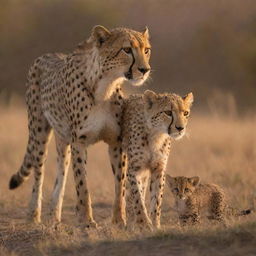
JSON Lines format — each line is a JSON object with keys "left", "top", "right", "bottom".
{"left": 138, "top": 67, "right": 150, "bottom": 75}
{"left": 175, "top": 126, "right": 184, "bottom": 132}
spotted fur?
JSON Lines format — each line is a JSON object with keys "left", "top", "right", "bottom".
{"left": 167, "top": 175, "right": 252, "bottom": 225}
{"left": 9, "top": 25, "right": 151, "bottom": 227}
{"left": 122, "top": 90, "right": 193, "bottom": 229}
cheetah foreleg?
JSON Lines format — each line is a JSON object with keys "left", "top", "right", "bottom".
{"left": 109, "top": 143, "right": 127, "bottom": 227}
{"left": 128, "top": 170, "right": 152, "bottom": 230}
{"left": 149, "top": 169, "right": 166, "bottom": 229}
{"left": 71, "top": 143, "right": 97, "bottom": 228}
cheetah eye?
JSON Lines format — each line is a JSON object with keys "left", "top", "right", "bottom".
{"left": 123, "top": 47, "right": 132, "bottom": 54}
{"left": 185, "top": 188, "right": 190, "bottom": 193}
{"left": 173, "top": 188, "right": 179, "bottom": 193}
{"left": 164, "top": 111, "right": 172, "bottom": 117}
{"left": 145, "top": 48, "right": 151, "bottom": 55}
{"left": 184, "top": 111, "right": 189, "bottom": 117}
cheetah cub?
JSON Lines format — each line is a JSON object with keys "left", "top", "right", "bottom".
{"left": 166, "top": 175, "right": 252, "bottom": 225}
{"left": 122, "top": 90, "right": 193, "bottom": 230}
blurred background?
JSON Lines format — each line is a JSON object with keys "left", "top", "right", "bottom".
{"left": 1, "top": 0, "right": 256, "bottom": 113}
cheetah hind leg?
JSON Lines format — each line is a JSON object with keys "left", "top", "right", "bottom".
{"left": 9, "top": 89, "right": 53, "bottom": 223}
{"left": 28, "top": 118, "right": 52, "bottom": 223}
{"left": 126, "top": 181, "right": 135, "bottom": 229}
{"left": 49, "top": 135, "right": 71, "bottom": 223}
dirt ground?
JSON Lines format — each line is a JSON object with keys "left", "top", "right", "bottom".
{"left": 0, "top": 104, "right": 256, "bottom": 256}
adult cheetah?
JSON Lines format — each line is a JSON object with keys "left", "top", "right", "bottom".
{"left": 9, "top": 25, "right": 151, "bottom": 228}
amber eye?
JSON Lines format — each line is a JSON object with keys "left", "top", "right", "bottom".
{"left": 185, "top": 188, "right": 190, "bottom": 193}
{"left": 173, "top": 188, "right": 179, "bottom": 193}
{"left": 123, "top": 47, "right": 132, "bottom": 54}
{"left": 164, "top": 111, "right": 172, "bottom": 117}
{"left": 184, "top": 111, "right": 189, "bottom": 117}
{"left": 145, "top": 48, "right": 151, "bottom": 55}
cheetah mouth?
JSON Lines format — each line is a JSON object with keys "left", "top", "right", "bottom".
{"left": 171, "top": 132, "right": 185, "bottom": 140}
{"left": 168, "top": 124, "right": 185, "bottom": 140}
{"left": 124, "top": 71, "right": 133, "bottom": 80}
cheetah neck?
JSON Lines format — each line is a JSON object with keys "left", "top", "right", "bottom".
{"left": 94, "top": 77, "right": 124, "bottom": 103}
{"left": 147, "top": 129, "right": 170, "bottom": 154}
{"left": 72, "top": 47, "right": 125, "bottom": 103}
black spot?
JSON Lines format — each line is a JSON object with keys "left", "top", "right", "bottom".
{"left": 111, "top": 165, "right": 115, "bottom": 175}
{"left": 116, "top": 175, "right": 121, "bottom": 182}
{"left": 77, "top": 157, "right": 82, "bottom": 163}
{"left": 79, "top": 135, "right": 87, "bottom": 140}
{"left": 54, "top": 179, "right": 58, "bottom": 188}
{"left": 79, "top": 180, "right": 83, "bottom": 186}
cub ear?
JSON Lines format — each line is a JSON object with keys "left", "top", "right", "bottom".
{"left": 188, "top": 176, "right": 200, "bottom": 187}
{"left": 183, "top": 92, "right": 194, "bottom": 107}
{"left": 142, "top": 26, "right": 149, "bottom": 39}
{"left": 91, "top": 25, "right": 111, "bottom": 46}
{"left": 144, "top": 90, "right": 157, "bottom": 109}
{"left": 166, "top": 174, "right": 176, "bottom": 188}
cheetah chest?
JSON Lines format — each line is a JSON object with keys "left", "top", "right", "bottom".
{"left": 77, "top": 102, "right": 121, "bottom": 145}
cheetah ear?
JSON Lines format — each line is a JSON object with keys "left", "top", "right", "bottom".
{"left": 142, "top": 26, "right": 149, "bottom": 39}
{"left": 183, "top": 92, "right": 194, "bottom": 107}
{"left": 189, "top": 176, "right": 200, "bottom": 187}
{"left": 91, "top": 25, "right": 111, "bottom": 47}
{"left": 144, "top": 90, "right": 157, "bottom": 109}
{"left": 166, "top": 174, "right": 175, "bottom": 188}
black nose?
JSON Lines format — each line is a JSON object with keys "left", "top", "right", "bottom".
{"left": 138, "top": 67, "right": 150, "bottom": 75}
{"left": 175, "top": 126, "right": 184, "bottom": 132}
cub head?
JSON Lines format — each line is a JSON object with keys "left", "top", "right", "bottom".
{"left": 87, "top": 25, "right": 151, "bottom": 86}
{"left": 143, "top": 90, "right": 193, "bottom": 140}
{"left": 166, "top": 175, "right": 200, "bottom": 200}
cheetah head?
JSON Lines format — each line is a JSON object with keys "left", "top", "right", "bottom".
{"left": 143, "top": 90, "right": 194, "bottom": 140}
{"left": 87, "top": 25, "right": 151, "bottom": 86}
{"left": 166, "top": 175, "right": 200, "bottom": 200}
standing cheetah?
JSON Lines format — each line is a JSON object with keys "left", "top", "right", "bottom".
{"left": 9, "top": 25, "right": 151, "bottom": 228}
{"left": 166, "top": 175, "right": 252, "bottom": 225}
{"left": 122, "top": 90, "right": 193, "bottom": 229}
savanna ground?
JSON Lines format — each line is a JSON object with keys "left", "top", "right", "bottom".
{"left": 0, "top": 101, "right": 256, "bottom": 256}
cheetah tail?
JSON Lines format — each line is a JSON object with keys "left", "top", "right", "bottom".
{"left": 226, "top": 206, "right": 253, "bottom": 217}
{"left": 9, "top": 153, "right": 33, "bottom": 190}
{"left": 238, "top": 209, "right": 253, "bottom": 216}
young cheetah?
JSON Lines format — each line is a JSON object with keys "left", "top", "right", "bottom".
{"left": 166, "top": 175, "right": 252, "bottom": 225}
{"left": 8, "top": 25, "right": 151, "bottom": 227}
{"left": 122, "top": 90, "right": 193, "bottom": 229}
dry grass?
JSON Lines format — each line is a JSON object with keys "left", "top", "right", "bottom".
{"left": 0, "top": 103, "right": 256, "bottom": 256}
